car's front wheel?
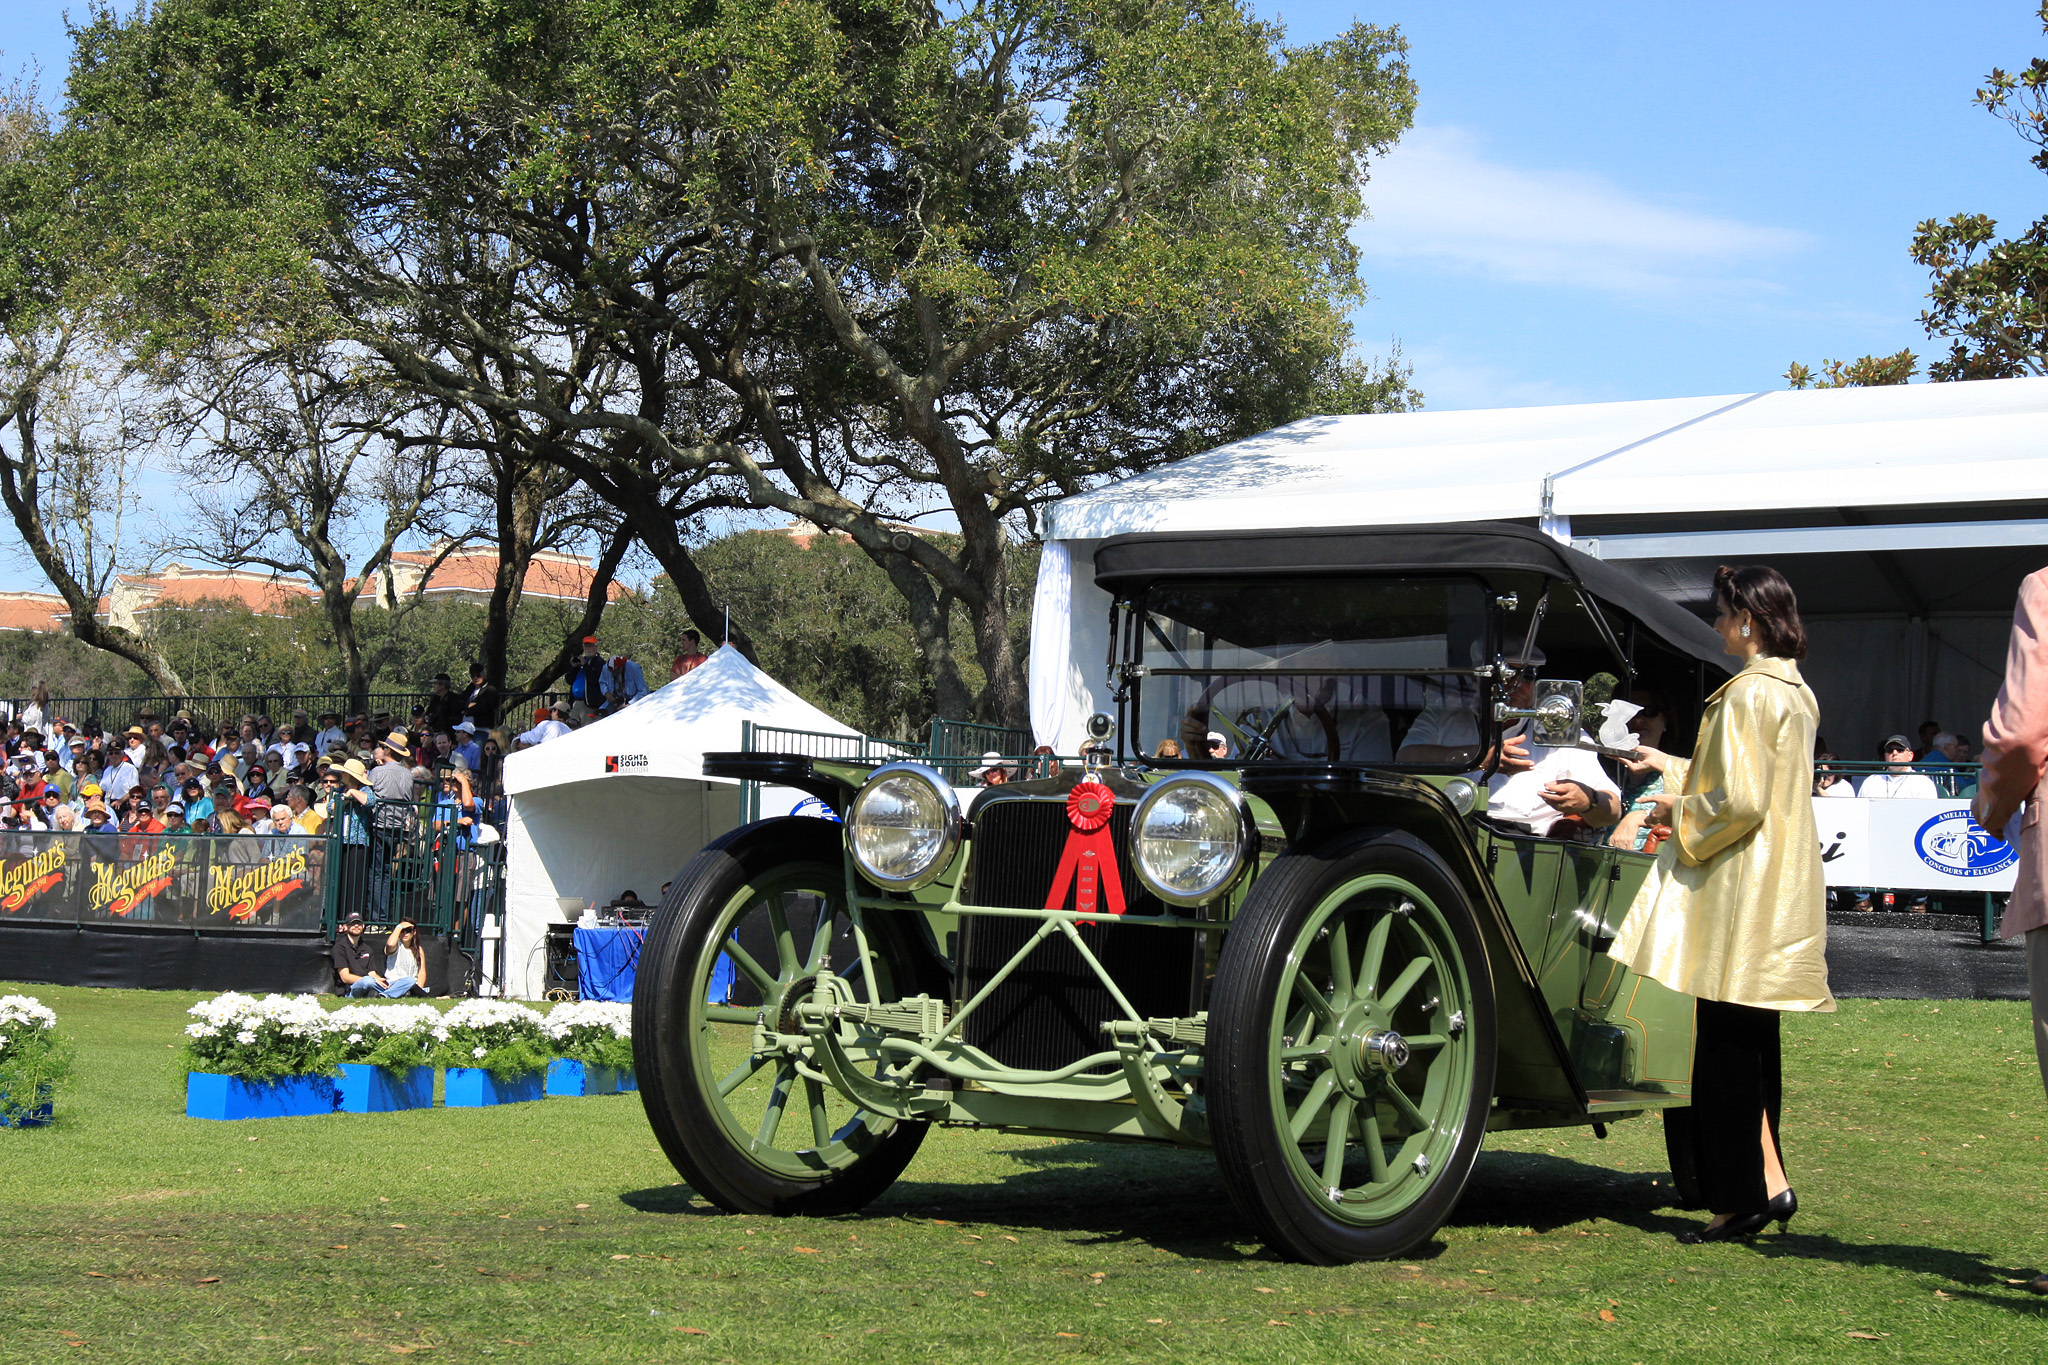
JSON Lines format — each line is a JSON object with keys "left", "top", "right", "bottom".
{"left": 633, "top": 817, "right": 945, "bottom": 1216}
{"left": 1209, "top": 828, "right": 1497, "bottom": 1263}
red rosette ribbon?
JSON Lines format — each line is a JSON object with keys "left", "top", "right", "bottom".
{"left": 1046, "top": 779, "right": 1125, "bottom": 920}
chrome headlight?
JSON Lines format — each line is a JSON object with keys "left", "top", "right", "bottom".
{"left": 1130, "top": 772, "right": 1253, "bottom": 906}
{"left": 846, "top": 762, "right": 961, "bottom": 891}
{"left": 1441, "top": 776, "right": 1480, "bottom": 816}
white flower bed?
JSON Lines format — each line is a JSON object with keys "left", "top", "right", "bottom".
{"left": 326, "top": 1002, "right": 444, "bottom": 1068}
{"left": 182, "top": 993, "right": 335, "bottom": 1080}
{"left": 0, "top": 995, "right": 57, "bottom": 1063}
{"left": 541, "top": 1000, "right": 631, "bottom": 1043}
{"left": 0, "top": 993, "right": 67, "bottom": 1124}
{"left": 430, "top": 999, "right": 548, "bottom": 1077}
{"left": 544, "top": 1000, "right": 634, "bottom": 1072}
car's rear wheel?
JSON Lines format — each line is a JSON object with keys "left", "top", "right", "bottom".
{"left": 1209, "top": 828, "right": 1497, "bottom": 1263}
{"left": 633, "top": 817, "right": 944, "bottom": 1216}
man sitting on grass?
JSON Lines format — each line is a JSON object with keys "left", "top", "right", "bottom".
{"left": 332, "top": 912, "right": 393, "bottom": 997}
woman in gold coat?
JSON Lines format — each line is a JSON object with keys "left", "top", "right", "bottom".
{"left": 1607, "top": 564, "right": 1833, "bottom": 1244}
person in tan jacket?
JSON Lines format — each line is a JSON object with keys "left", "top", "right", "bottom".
{"left": 1972, "top": 567, "right": 2048, "bottom": 1296}
{"left": 1609, "top": 564, "right": 1832, "bottom": 1244}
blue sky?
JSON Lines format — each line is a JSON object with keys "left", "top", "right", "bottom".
{"left": 1272, "top": 1, "right": 2048, "bottom": 408}
{"left": 0, "top": 2, "right": 2042, "bottom": 592}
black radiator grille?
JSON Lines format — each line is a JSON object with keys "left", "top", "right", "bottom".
{"left": 959, "top": 798, "right": 1203, "bottom": 1074}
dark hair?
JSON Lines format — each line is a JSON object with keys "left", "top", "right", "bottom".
{"left": 1713, "top": 564, "right": 1807, "bottom": 661}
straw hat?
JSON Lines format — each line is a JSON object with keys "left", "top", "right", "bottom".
{"left": 381, "top": 730, "right": 411, "bottom": 758}
{"left": 334, "top": 758, "right": 370, "bottom": 788}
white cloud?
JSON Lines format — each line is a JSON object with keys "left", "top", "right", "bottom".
{"left": 1356, "top": 126, "right": 1811, "bottom": 298}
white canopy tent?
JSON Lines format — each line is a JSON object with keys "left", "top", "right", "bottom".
{"left": 1032, "top": 377, "right": 2048, "bottom": 760}
{"left": 497, "top": 647, "right": 859, "bottom": 999}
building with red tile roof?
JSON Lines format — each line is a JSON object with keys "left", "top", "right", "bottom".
{"left": 379, "top": 544, "right": 629, "bottom": 609}
{"left": 0, "top": 591, "right": 68, "bottom": 633}
{"left": 107, "top": 565, "right": 314, "bottom": 630}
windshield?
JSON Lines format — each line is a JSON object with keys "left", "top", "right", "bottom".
{"left": 1134, "top": 578, "right": 1492, "bottom": 768}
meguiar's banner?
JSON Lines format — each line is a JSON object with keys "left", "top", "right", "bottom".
{"left": 0, "top": 832, "right": 326, "bottom": 930}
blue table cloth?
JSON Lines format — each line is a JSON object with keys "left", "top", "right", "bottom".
{"left": 573, "top": 924, "right": 734, "bottom": 1002}
{"left": 573, "top": 926, "right": 644, "bottom": 1002}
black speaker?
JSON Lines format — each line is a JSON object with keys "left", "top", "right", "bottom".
{"left": 544, "top": 922, "right": 580, "bottom": 999}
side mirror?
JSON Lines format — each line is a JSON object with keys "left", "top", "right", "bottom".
{"left": 1494, "top": 679, "right": 1584, "bottom": 747}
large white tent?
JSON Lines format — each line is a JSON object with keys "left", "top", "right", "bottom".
{"left": 1032, "top": 377, "right": 2048, "bottom": 760}
{"left": 497, "top": 647, "right": 859, "bottom": 999}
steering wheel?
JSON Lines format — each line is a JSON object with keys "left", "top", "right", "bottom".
{"left": 1229, "top": 697, "right": 1296, "bottom": 763}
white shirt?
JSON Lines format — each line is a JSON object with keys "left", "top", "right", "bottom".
{"left": 1486, "top": 725, "right": 1622, "bottom": 830}
{"left": 1817, "top": 779, "right": 1857, "bottom": 798}
{"left": 269, "top": 740, "right": 309, "bottom": 769}
{"left": 1859, "top": 770, "right": 1938, "bottom": 799}
{"left": 519, "top": 719, "right": 572, "bottom": 746}
{"left": 1400, "top": 704, "right": 1481, "bottom": 754}
{"left": 317, "top": 725, "right": 345, "bottom": 754}
{"left": 101, "top": 759, "right": 139, "bottom": 801}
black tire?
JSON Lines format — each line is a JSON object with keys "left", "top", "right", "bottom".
{"left": 1663, "top": 1106, "right": 1705, "bottom": 1210}
{"left": 1209, "top": 827, "right": 1498, "bottom": 1264}
{"left": 633, "top": 817, "right": 946, "bottom": 1216}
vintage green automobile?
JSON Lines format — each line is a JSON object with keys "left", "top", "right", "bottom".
{"left": 632, "top": 523, "right": 1731, "bottom": 1262}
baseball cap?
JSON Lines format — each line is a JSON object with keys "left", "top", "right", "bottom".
{"left": 165, "top": 803, "right": 184, "bottom": 816}
{"left": 343, "top": 911, "right": 364, "bottom": 926}
{"left": 1882, "top": 734, "right": 1913, "bottom": 751}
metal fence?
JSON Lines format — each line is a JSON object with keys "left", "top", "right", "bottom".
{"left": 738, "top": 718, "right": 1071, "bottom": 795}
{"left": 16, "top": 693, "right": 427, "bottom": 734}
{"left": 737, "top": 722, "right": 920, "bottom": 820}
{"left": 319, "top": 793, "right": 505, "bottom": 954}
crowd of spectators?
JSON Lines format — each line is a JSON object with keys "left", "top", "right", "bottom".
{"left": 0, "top": 677, "right": 506, "bottom": 839}
{"left": 0, "top": 631, "right": 710, "bottom": 836}
{"left": 1813, "top": 720, "right": 1979, "bottom": 801}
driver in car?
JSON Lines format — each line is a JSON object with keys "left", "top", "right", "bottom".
{"left": 1397, "top": 648, "right": 1622, "bottom": 836}
{"left": 1179, "top": 674, "right": 1392, "bottom": 763}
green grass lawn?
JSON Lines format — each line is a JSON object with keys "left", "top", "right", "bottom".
{"left": 0, "top": 983, "right": 2044, "bottom": 1364}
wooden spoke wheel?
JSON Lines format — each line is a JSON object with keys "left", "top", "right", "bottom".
{"left": 1210, "top": 829, "right": 1497, "bottom": 1263}
{"left": 633, "top": 817, "right": 944, "bottom": 1216}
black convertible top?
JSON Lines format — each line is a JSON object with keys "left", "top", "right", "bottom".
{"left": 1092, "top": 521, "right": 1730, "bottom": 672}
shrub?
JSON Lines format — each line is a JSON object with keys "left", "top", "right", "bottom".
{"left": 542, "top": 1001, "right": 633, "bottom": 1074}
{"left": 0, "top": 995, "right": 71, "bottom": 1125}
{"left": 428, "top": 999, "right": 548, "bottom": 1080}
{"left": 181, "top": 993, "right": 336, "bottom": 1081}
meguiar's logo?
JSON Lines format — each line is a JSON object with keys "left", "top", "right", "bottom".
{"left": 207, "top": 847, "right": 310, "bottom": 922}
{"left": 0, "top": 845, "right": 64, "bottom": 913}
{"left": 604, "top": 754, "right": 649, "bottom": 773}
{"left": 89, "top": 849, "right": 178, "bottom": 917}
{"left": 1914, "top": 809, "right": 2017, "bottom": 878}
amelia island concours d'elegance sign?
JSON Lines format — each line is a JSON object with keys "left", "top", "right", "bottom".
{"left": 1814, "top": 798, "right": 2020, "bottom": 894}
{"left": 0, "top": 833, "right": 326, "bottom": 930}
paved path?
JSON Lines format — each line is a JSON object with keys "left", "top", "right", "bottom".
{"left": 1827, "top": 914, "right": 2028, "bottom": 1000}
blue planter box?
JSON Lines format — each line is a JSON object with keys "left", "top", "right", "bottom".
{"left": 444, "top": 1067, "right": 543, "bottom": 1107}
{"left": 337, "top": 1064, "right": 434, "bottom": 1113}
{"left": 618, "top": 1070, "right": 637, "bottom": 1093}
{"left": 0, "top": 1087, "right": 52, "bottom": 1127}
{"left": 546, "top": 1058, "right": 630, "bottom": 1096}
{"left": 186, "top": 1072, "right": 339, "bottom": 1121}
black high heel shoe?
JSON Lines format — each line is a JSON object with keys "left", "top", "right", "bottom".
{"left": 1677, "top": 1188, "right": 1797, "bottom": 1245}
